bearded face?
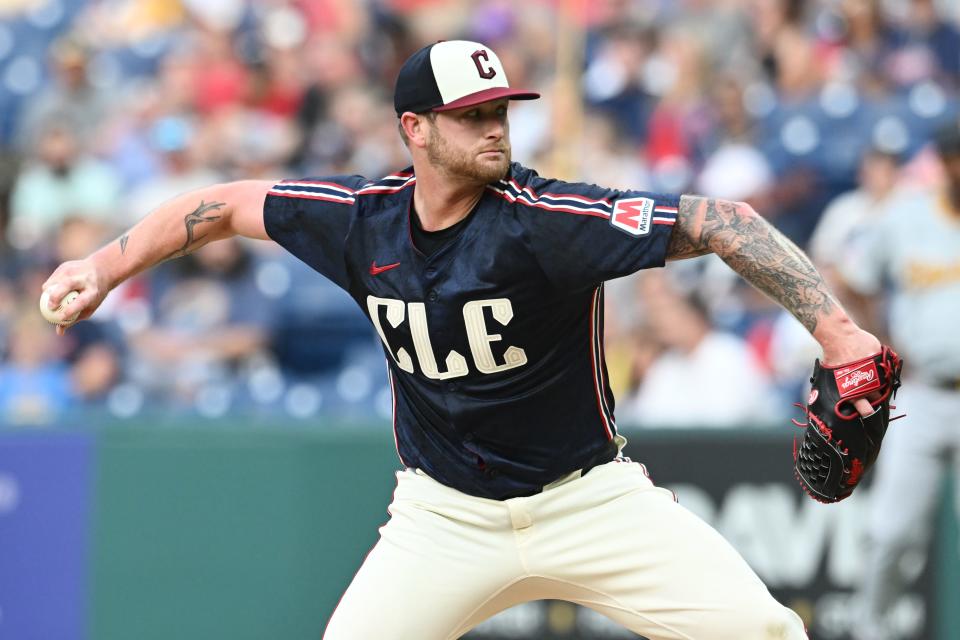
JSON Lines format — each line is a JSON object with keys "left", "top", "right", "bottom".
{"left": 425, "top": 117, "right": 511, "bottom": 184}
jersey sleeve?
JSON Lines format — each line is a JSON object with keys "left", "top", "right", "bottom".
{"left": 262, "top": 175, "right": 369, "bottom": 290}
{"left": 507, "top": 170, "right": 680, "bottom": 290}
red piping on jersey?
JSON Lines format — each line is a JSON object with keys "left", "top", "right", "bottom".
{"left": 500, "top": 180, "right": 612, "bottom": 216}
{"left": 593, "top": 283, "right": 617, "bottom": 436}
{"left": 356, "top": 178, "right": 416, "bottom": 195}
{"left": 277, "top": 180, "right": 357, "bottom": 192}
{"left": 270, "top": 176, "right": 415, "bottom": 200}
{"left": 509, "top": 178, "right": 614, "bottom": 207}
{"left": 543, "top": 191, "right": 613, "bottom": 206}
{"left": 267, "top": 191, "right": 355, "bottom": 204}
{"left": 589, "top": 286, "right": 615, "bottom": 440}
{"left": 486, "top": 187, "right": 610, "bottom": 219}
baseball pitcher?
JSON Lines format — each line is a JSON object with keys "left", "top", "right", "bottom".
{"left": 42, "top": 41, "right": 898, "bottom": 640}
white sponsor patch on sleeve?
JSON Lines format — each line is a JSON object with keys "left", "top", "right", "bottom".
{"left": 610, "top": 197, "right": 655, "bottom": 236}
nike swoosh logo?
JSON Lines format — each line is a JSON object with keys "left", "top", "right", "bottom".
{"left": 369, "top": 261, "right": 401, "bottom": 276}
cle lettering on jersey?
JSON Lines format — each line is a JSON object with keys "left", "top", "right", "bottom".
{"left": 367, "top": 295, "right": 527, "bottom": 380}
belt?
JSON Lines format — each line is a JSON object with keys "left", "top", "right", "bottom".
{"left": 540, "top": 462, "right": 597, "bottom": 492}
{"left": 534, "top": 447, "right": 618, "bottom": 495}
{"left": 410, "top": 444, "right": 621, "bottom": 501}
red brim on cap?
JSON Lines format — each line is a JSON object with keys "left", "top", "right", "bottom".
{"left": 433, "top": 87, "right": 540, "bottom": 112}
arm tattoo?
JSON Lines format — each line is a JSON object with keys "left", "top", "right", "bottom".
{"left": 119, "top": 233, "right": 129, "bottom": 255}
{"left": 664, "top": 221, "right": 712, "bottom": 260}
{"left": 161, "top": 200, "right": 225, "bottom": 262}
{"left": 671, "top": 195, "right": 837, "bottom": 333}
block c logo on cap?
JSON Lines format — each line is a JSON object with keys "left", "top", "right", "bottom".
{"left": 471, "top": 50, "right": 497, "bottom": 80}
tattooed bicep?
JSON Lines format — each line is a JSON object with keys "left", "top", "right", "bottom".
{"left": 664, "top": 194, "right": 724, "bottom": 261}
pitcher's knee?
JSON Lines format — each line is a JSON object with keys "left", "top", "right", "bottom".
{"left": 735, "top": 602, "right": 808, "bottom": 640}
{"left": 702, "top": 598, "right": 807, "bottom": 640}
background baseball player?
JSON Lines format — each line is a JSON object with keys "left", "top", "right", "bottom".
{"left": 843, "top": 122, "right": 960, "bottom": 640}
{"left": 42, "top": 40, "right": 886, "bottom": 640}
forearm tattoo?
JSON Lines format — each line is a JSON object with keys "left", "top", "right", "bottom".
{"left": 161, "top": 200, "right": 225, "bottom": 262}
{"left": 119, "top": 233, "right": 129, "bottom": 255}
{"left": 670, "top": 195, "right": 837, "bottom": 333}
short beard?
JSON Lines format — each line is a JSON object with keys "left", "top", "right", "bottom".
{"left": 426, "top": 124, "right": 510, "bottom": 184}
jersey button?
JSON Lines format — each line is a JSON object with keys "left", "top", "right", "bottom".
{"left": 425, "top": 268, "right": 436, "bottom": 278}
{"left": 427, "top": 290, "right": 439, "bottom": 302}
{"left": 446, "top": 382, "right": 458, "bottom": 392}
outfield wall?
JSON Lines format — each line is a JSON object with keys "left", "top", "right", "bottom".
{"left": 0, "top": 424, "right": 956, "bottom": 640}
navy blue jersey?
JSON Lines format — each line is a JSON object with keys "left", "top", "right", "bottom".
{"left": 264, "top": 163, "right": 679, "bottom": 499}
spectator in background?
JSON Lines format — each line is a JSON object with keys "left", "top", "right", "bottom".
{"left": 750, "top": 0, "right": 809, "bottom": 90}
{"left": 15, "top": 34, "right": 110, "bottom": 152}
{"left": 186, "top": 16, "right": 251, "bottom": 116}
{"left": 582, "top": 23, "right": 656, "bottom": 146}
{"left": 643, "top": 27, "right": 711, "bottom": 192}
{"left": 619, "top": 273, "right": 776, "bottom": 428}
{"left": 8, "top": 122, "right": 121, "bottom": 251}
{"left": 666, "top": 0, "right": 753, "bottom": 74}
{"left": 577, "top": 111, "right": 652, "bottom": 191}
{"left": 127, "top": 238, "right": 275, "bottom": 408}
{"left": 809, "top": 148, "right": 903, "bottom": 282}
{"left": 621, "top": 323, "right": 663, "bottom": 409}
{"left": 819, "top": 0, "right": 896, "bottom": 95}
{"left": 209, "top": 46, "right": 304, "bottom": 181}
{"left": 700, "top": 74, "right": 761, "bottom": 151}
{"left": 0, "top": 308, "right": 76, "bottom": 425}
{"left": 98, "top": 46, "right": 213, "bottom": 191}
{"left": 885, "top": 0, "right": 960, "bottom": 88}
{"left": 325, "top": 84, "right": 409, "bottom": 177}
{"left": 770, "top": 17, "right": 825, "bottom": 102}
{"left": 293, "top": 35, "right": 371, "bottom": 174}
{"left": 123, "top": 116, "right": 223, "bottom": 227}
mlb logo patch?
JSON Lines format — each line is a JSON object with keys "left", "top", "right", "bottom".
{"left": 834, "top": 360, "right": 881, "bottom": 399}
{"left": 610, "top": 197, "right": 655, "bottom": 236}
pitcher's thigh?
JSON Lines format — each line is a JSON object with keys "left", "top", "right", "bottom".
{"left": 560, "top": 486, "right": 806, "bottom": 640}
{"left": 324, "top": 508, "right": 519, "bottom": 640}
{"left": 323, "top": 541, "right": 469, "bottom": 639}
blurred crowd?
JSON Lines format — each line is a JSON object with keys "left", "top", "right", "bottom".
{"left": 0, "top": 0, "right": 957, "bottom": 427}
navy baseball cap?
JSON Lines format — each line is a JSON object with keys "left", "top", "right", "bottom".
{"left": 394, "top": 40, "right": 540, "bottom": 116}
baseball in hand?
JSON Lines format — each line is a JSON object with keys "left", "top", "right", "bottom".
{"left": 39, "top": 289, "right": 81, "bottom": 325}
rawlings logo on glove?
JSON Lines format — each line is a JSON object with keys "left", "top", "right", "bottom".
{"left": 792, "top": 346, "right": 903, "bottom": 503}
{"left": 837, "top": 366, "right": 878, "bottom": 394}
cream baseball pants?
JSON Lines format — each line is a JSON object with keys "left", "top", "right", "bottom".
{"left": 324, "top": 458, "right": 807, "bottom": 640}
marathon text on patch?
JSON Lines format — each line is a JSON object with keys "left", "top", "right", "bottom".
{"left": 610, "top": 197, "right": 655, "bottom": 236}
